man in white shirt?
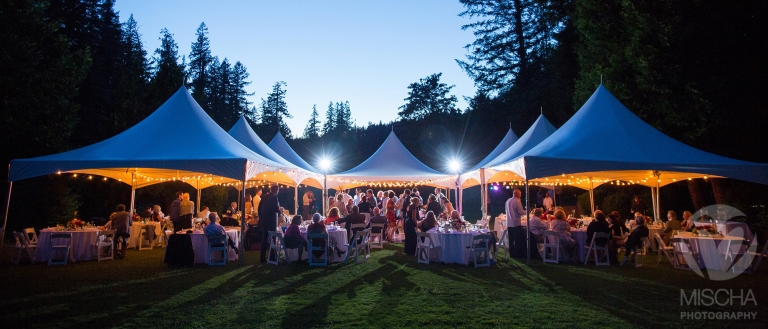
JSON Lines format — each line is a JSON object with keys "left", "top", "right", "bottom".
{"left": 341, "top": 189, "right": 352, "bottom": 205}
{"left": 543, "top": 192, "right": 554, "bottom": 212}
{"left": 353, "top": 188, "right": 361, "bottom": 206}
{"left": 505, "top": 189, "right": 526, "bottom": 258}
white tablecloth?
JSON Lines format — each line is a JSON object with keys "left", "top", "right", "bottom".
{"left": 677, "top": 232, "right": 745, "bottom": 270}
{"left": 694, "top": 222, "right": 753, "bottom": 242}
{"left": 128, "top": 222, "right": 162, "bottom": 248}
{"left": 287, "top": 228, "right": 348, "bottom": 262}
{"left": 35, "top": 228, "right": 100, "bottom": 262}
{"left": 185, "top": 229, "right": 239, "bottom": 264}
{"left": 571, "top": 229, "right": 587, "bottom": 262}
{"left": 427, "top": 229, "right": 491, "bottom": 265}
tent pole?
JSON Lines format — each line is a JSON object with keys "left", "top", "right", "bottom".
{"left": 240, "top": 164, "right": 247, "bottom": 266}
{"left": 323, "top": 172, "right": 327, "bottom": 216}
{"left": 650, "top": 186, "right": 656, "bottom": 220}
{"left": 525, "top": 179, "right": 530, "bottom": 265}
{"left": 0, "top": 181, "right": 13, "bottom": 253}
{"left": 294, "top": 184, "right": 298, "bottom": 216}
{"left": 196, "top": 177, "right": 201, "bottom": 214}
{"left": 656, "top": 174, "right": 661, "bottom": 222}
{"left": 129, "top": 172, "right": 136, "bottom": 218}
{"left": 480, "top": 169, "right": 486, "bottom": 220}
{"left": 589, "top": 178, "right": 595, "bottom": 215}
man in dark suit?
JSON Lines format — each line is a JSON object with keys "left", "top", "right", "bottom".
{"left": 258, "top": 185, "right": 281, "bottom": 263}
{"left": 169, "top": 191, "right": 183, "bottom": 232}
{"left": 336, "top": 205, "right": 366, "bottom": 242}
{"left": 621, "top": 216, "right": 649, "bottom": 265}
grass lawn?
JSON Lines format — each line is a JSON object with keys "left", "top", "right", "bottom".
{"left": 1, "top": 243, "right": 765, "bottom": 328}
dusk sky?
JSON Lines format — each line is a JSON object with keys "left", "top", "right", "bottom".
{"left": 114, "top": 0, "right": 477, "bottom": 135}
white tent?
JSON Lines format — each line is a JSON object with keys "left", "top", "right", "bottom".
{"left": 5, "top": 87, "right": 290, "bottom": 262}
{"left": 229, "top": 117, "right": 323, "bottom": 213}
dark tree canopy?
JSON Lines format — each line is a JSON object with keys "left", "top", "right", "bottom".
{"left": 398, "top": 73, "right": 458, "bottom": 120}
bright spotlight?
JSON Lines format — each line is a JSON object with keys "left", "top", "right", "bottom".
{"left": 319, "top": 158, "right": 331, "bottom": 171}
{"left": 448, "top": 159, "right": 461, "bottom": 173}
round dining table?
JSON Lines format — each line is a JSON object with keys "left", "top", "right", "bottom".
{"left": 35, "top": 228, "right": 101, "bottom": 263}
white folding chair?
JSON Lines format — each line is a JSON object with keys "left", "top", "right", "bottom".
{"left": 669, "top": 237, "right": 695, "bottom": 271}
{"left": 471, "top": 234, "right": 492, "bottom": 268}
{"left": 308, "top": 233, "right": 329, "bottom": 267}
{"left": 25, "top": 227, "right": 39, "bottom": 245}
{"left": 542, "top": 231, "right": 560, "bottom": 264}
{"left": 654, "top": 233, "right": 675, "bottom": 265}
{"left": 369, "top": 223, "right": 385, "bottom": 249}
{"left": 476, "top": 219, "right": 488, "bottom": 230}
{"left": 496, "top": 229, "right": 509, "bottom": 261}
{"left": 416, "top": 232, "right": 440, "bottom": 265}
{"left": 634, "top": 237, "right": 652, "bottom": 268}
{"left": 267, "top": 231, "right": 295, "bottom": 265}
{"left": 94, "top": 230, "right": 115, "bottom": 261}
{"left": 11, "top": 232, "right": 36, "bottom": 264}
{"left": 206, "top": 233, "right": 228, "bottom": 266}
{"left": 349, "top": 223, "right": 367, "bottom": 243}
{"left": 48, "top": 233, "right": 72, "bottom": 266}
{"left": 344, "top": 230, "right": 367, "bottom": 264}
{"left": 137, "top": 227, "right": 154, "bottom": 251}
{"left": 161, "top": 222, "right": 174, "bottom": 248}
{"left": 583, "top": 232, "right": 611, "bottom": 266}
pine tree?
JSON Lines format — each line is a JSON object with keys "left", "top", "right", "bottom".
{"left": 397, "top": 73, "right": 458, "bottom": 120}
{"left": 230, "top": 61, "right": 253, "bottom": 116}
{"left": 188, "top": 22, "right": 213, "bottom": 107}
{"left": 303, "top": 105, "right": 321, "bottom": 138}
{"left": 112, "top": 14, "right": 150, "bottom": 132}
{"left": 322, "top": 101, "right": 335, "bottom": 134}
{"left": 258, "top": 81, "right": 292, "bottom": 138}
{"left": 150, "top": 28, "right": 185, "bottom": 109}
{"left": 457, "top": 0, "right": 556, "bottom": 94}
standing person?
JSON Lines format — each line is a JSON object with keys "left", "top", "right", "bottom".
{"left": 308, "top": 190, "right": 316, "bottom": 215}
{"left": 379, "top": 191, "right": 389, "bottom": 211}
{"left": 542, "top": 192, "right": 554, "bottom": 212}
{"left": 341, "top": 189, "right": 352, "bottom": 205}
{"left": 170, "top": 191, "right": 183, "bottom": 232}
{"left": 180, "top": 193, "right": 194, "bottom": 230}
{"left": 358, "top": 196, "right": 372, "bottom": 214}
{"left": 434, "top": 188, "right": 447, "bottom": 211}
{"left": 110, "top": 204, "right": 133, "bottom": 259}
{"left": 333, "top": 194, "right": 348, "bottom": 216}
{"left": 303, "top": 189, "right": 312, "bottom": 220}
{"left": 412, "top": 188, "right": 423, "bottom": 205}
{"left": 258, "top": 185, "right": 281, "bottom": 263}
{"left": 505, "top": 189, "right": 526, "bottom": 258}
{"left": 353, "top": 188, "right": 362, "bottom": 206}
{"left": 400, "top": 189, "right": 412, "bottom": 219}
{"left": 253, "top": 189, "right": 262, "bottom": 217}
{"left": 426, "top": 195, "right": 442, "bottom": 215}
{"left": 404, "top": 197, "right": 421, "bottom": 255}
{"left": 630, "top": 195, "right": 647, "bottom": 216}
{"left": 385, "top": 191, "right": 397, "bottom": 241}
{"left": 366, "top": 189, "right": 378, "bottom": 209}
{"left": 244, "top": 194, "right": 253, "bottom": 219}
{"left": 536, "top": 189, "right": 544, "bottom": 208}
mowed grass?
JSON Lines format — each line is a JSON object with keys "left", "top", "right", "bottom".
{"left": 1, "top": 243, "right": 766, "bottom": 328}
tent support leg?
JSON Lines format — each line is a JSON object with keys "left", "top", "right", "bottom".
{"left": 0, "top": 181, "right": 13, "bottom": 253}
{"left": 196, "top": 178, "right": 201, "bottom": 214}
{"left": 656, "top": 177, "right": 661, "bottom": 222}
{"left": 240, "top": 164, "right": 247, "bottom": 266}
{"left": 294, "top": 184, "right": 298, "bottom": 216}
{"left": 589, "top": 178, "right": 595, "bottom": 215}
{"left": 129, "top": 172, "right": 136, "bottom": 218}
{"left": 525, "top": 180, "right": 530, "bottom": 265}
{"left": 650, "top": 187, "right": 656, "bottom": 221}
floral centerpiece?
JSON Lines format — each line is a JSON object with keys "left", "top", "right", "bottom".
{"left": 451, "top": 218, "right": 466, "bottom": 231}
{"left": 69, "top": 218, "right": 84, "bottom": 228}
{"left": 692, "top": 224, "right": 719, "bottom": 236}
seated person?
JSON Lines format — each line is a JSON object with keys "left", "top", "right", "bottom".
{"left": 663, "top": 210, "right": 682, "bottom": 244}
{"left": 426, "top": 195, "right": 442, "bottom": 216}
{"left": 621, "top": 216, "right": 650, "bottom": 265}
{"left": 277, "top": 207, "right": 290, "bottom": 227}
{"left": 307, "top": 213, "right": 328, "bottom": 259}
{"left": 325, "top": 207, "right": 341, "bottom": 225}
{"left": 110, "top": 204, "right": 133, "bottom": 259}
{"left": 283, "top": 215, "right": 308, "bottom": 261}
{"left": 219, "top": 212, "right": 239, "bottom": 227}
{"left": 204, "top": 213, "right": 239, "bottom": 254}
{"left": 586, "top": 210, "right": 612, "bottom": 247}
{"left": 417, "top": 210, "right": 439, "bottom": 232}
{"left": 681, "top": 210, "right": 695, "bottom": 232}
{"left": 336, "top": 206, "right": 367, "bottom": 241}
{"left": 551, "top": 210, "right": 578, "bottom": 262}
{"left": 528, "top": 208, "right": 548, "bottom": 242}
{"left": 369, "top": 207, "right": 388, "bottom": 235}
{"left": 198, "top": 206, "right": 211, "bottom": 222}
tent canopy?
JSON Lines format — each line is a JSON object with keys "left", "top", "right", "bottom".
{"left": 229, "top": 117, "right": 323, "bottom": 188}
{"left": 268, "top": 132, "right": 320, "bottom": 173}
{"left": 460, "top": 114, "right": 556, "bottom": 188}
{"left": 495, "top": 85, "right": 768, "bottom": 188}
{"left": 9, "top": 86, "right": 290, "bottom": 187}
{"left": 328, "top": 131, "right": 454, "bottom": 189}
{"left": 467, "top": 127, "right": 518, "bottom": 172}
